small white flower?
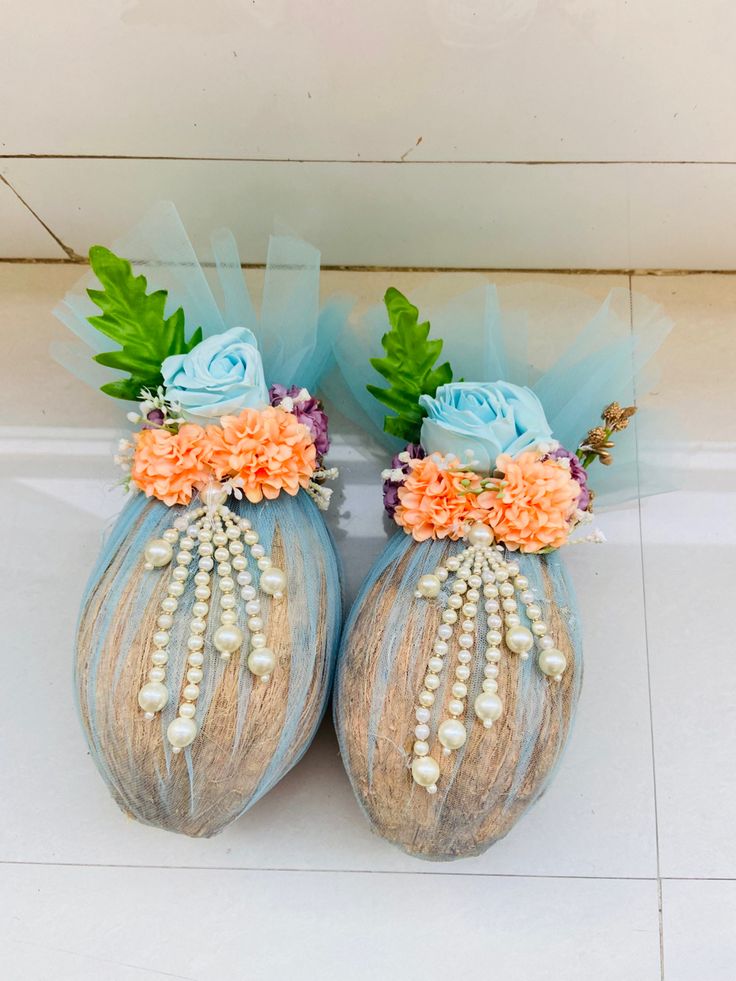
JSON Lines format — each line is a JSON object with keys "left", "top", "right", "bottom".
{"left": 397, "top": 451, "right": 411, "bottom": 464}
{"left": 294, "top": 388, "right": 312, "bottom": 404}
{"left": 126, "top": 411, "right": 140, "bottom": 423}
{"left": 381, "top": 467, "right": 405, "bottom": 482}
{"left": 280, "top": 396, "right": 295, "bottom": 412}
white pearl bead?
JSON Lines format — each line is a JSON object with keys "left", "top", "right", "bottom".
{"left": 474, "top": 691, "right": 503, "bottom": 725}
{"left": 183, "top": 683, "right": 200, "bottom": 701}
{"left": 248, "top": 647, "right": 276, "bottom": 677}
{"left": 416, "top": 707, "right": 431, "bottom": 723}
{"left": 149, "top": 667, "right": 166, "bottom": 682}
{"left": 446, "top": 556, "right": 460, "bottom": 572}
{"left": 152, "top": 650, "right": 168, "bottom": 666}
{"left": 452, "top": 580, "right": 468, "bottom": 594}
{"left": 482, "top": 679, "right": 499, "bottom": 692}
{"left": 213, "top": 531, "right": 228, "bottom": 546}
{"left": 428, "top": 656, "right": 444, "bottom": 673}
{"left": 433, "top": 640, "right": 449, "bottom": 657}
{"left": 485, "top": 662, "right": 499, "bottom": 678}
{"left": 417, "top": 573, "right": 441, "bottom": 598}
{"left": 424, "top": 674, "right": 440, "bottom": 691}
{"left": 514, "top": 575, "right": 529, "bottom": 591}
{"left": 251, "top": 633, "right": 267, "bottom": 648}
{"left": 194, "top": 571, "right": 210, "bottom": 586}
{"left": 251, "top": 544, "right": 265, "bottom": 558}
{"left": 455, "top": 664, "right": 470, "bottom": 681}
{"left": 411, "top": 755, "right": 440, "bottom": 788}
{"left": 462, "top": 602, "right": 477, "bottom": 618}
{"left": 156, "top": 613, "right": 173, "bottom": 629}
{"left": 499, "top": 582, "right": 514, "bottom": 598}
{"left": 179, "top": 702, "right": 196, "bottom": 718}
{"left": 442, "top": 610, "right": 457, "bottom": 624}
{"left": 192, "top": 601, "right": 208, "bottom": 618}
{"left": 188, "top": 651, "right": 204, "bottom": 666}
{"left": 458, "top": 650, "right": 472, "bottom": 664}
{"left": 437, "top": 623, "right": 453, "bottom": 640}
{"left": 187, "top": 668, "right": 203, "bottom": 684}
{"left": 194, "top": 585, "right": 211, "bottom": 600}
{"left": 245, "top": 600, "right": 261, "bottom": 616}
{"left": 438, "top": 718, "right": 467, "bottom": 750}
{"left": 248, "top": 616, "right": 264, "bottom": 632}
{"left": 144, "top": 539, "right": 173, "bottom": 568}
{"left": 201, "top": 483, "right": 227, "bottom": 508}
{"left": 138, "top": 681, "right": 168, "bottom": 713}
{"left": 447, "top": 698, "right": 464, "bottom": 716}
{"left": 213, "top": 624, "right": 243, "bottom": 653}
{"left": 532, "top": 621, "right": 548, "bottom": 636}
{"left": 467, "top": 524, "right": 493, "bottom": 548}
{"left": 486, "top": 629, "right": 502, "bottom": 646}
{"left": 161, "top": 596, "right": 178, "bottom": 613}
{"left": 187, "top": 635, "right": 203, "bottom": 651}
{"left": 520, "top": 589, "right": 535, "bottom": 605}
{"left": 413, "top": 740, "right": 429, "bottom": 756}
{"left": 436, "top": 567, "right": 449, "bottom": 582}
{"left": 167, "top": 715, "right": 198, "bottom": 750}
{"left": 448, "top": 594, "right": 463, "bottom": 610}
{"left": 415, "top": 723, "right": 430, "bottom": 740}
{"left": 485, "top": 648, "right": 501, "bottom": 661}
{"left": 459, "top": 634, "right": 474, "bottom": 649}
{"left": 538, "top": 648, "right": 567, "bottom": 678}
{"left": 232, "top": 555, "right": 246, "bottom": 570}
{"left": 452, "top": 682, "right": 467, "bottom": 699}
{"left": 419, "top": 691, "right": 435, "bottom": 707}
{"left": 505, "top": 613, "right": 521, "bottom": 628}
{"left": 506, "top": 625, "right": 534, "bottom": 654}
{"left": 539, "top": 635, "right": 555, "bottom": 650}
{"left": 220, "top": 594, "right": 236, "bottom": 610}
{"left": 526, "top": 603, "right": 541, "bottom": 620}
{"left": 261, "top": 567, "right": 287, "bottom": 596}
{"left": 153, "top": 630, "right": 169, "bottom": 648}
{"left": 468, "top": 574, "right": 482, "bottom": 588}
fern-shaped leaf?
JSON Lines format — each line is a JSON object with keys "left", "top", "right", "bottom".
{"left": 367, "top": 287, "right": 454, "bottom": 443}
{"left": 87, "top": 246, "right": 203, "bottom": 400}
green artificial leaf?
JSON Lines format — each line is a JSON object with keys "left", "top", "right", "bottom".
{"left": 86, "top": 245, "right": 203, "bottom": 400}
{"left": 367, "top": 287, "right": 453, "bottom": 443}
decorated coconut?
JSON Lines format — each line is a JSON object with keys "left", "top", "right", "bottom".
{"left": 333, "top": 285, "right": 670, "bottom": 860}
{"left": 54, "top": 204, "right": 346, "bottom": 836}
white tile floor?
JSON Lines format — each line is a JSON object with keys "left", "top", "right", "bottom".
{"left": 0, "top": 266, "right": 734, "bottom": 979}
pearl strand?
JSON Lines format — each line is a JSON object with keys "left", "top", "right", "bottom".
{"left": 408, "top": 523, "right": 568, "bottom": 794}
{"left": 138, "top": 482, "right": 289, "bottom": 754}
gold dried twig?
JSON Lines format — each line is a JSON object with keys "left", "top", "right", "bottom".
{"left": 578, "top": 403, "right": 637, "bottom": 468}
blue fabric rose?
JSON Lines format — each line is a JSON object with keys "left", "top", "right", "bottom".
{"left": 162, "top": 327, "right": 269, "bottom": 424}
{"left": 419, "top": 381, "right": 553, "bottom": 471}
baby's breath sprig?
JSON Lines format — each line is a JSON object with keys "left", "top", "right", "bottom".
{"left": 578, "top": 402, "right": 637, "bottom": 468}
{"left": 125, "top": 386, "right": 187, "bottom": 432}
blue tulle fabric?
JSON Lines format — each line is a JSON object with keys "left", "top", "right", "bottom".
{"left": 52, "top": 200, "right": 351, "bottom": 396}
{"left": 327, "top": 279, "right": 674, "bottom": 505}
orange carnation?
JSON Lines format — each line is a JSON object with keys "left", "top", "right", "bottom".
{"left": 131, "top": 424, "right": 211, "bottom": 506}
{"left": 478, "top": 451, "right": 580, "bottom": 553}
{"left": 395, "top": 456, "right": 488, "bottom": 542}
{"left": 205, "top": 406, "right": 316, "bottom": 503}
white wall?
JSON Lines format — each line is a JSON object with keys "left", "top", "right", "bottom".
{"left": 1, "top": 0, "right": 735, "bottom": 267}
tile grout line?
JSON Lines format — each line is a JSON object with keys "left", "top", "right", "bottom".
{"left": 629, "top": 274, "right": 666, "bottom": 981}
{"left": 0, "top": 173, "right": 82, "bottom": 260}
{"left": 0, "top": 858, "right": 733, "bottom": 881}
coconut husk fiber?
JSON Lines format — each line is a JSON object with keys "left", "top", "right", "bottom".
{"left": 334, "top": 531, "right": 582, "bottom": 860}
{"left": 76, "top": 490, "right": 341, "bottom": 837}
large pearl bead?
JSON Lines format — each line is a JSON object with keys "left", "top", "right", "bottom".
{"left": 137, "top": 681, "right": 168, "bottom": 713}
{"left": 417, "top": 573, "right": 441, "bottom": 598}
{"left": 467, "top": 524, "right": 493, "bottom": 548}
{"left": 411, "top": 755, "right": 440, "bottom": 789}
{"left": 144, "top": 539, "right": 173, "bottom": 568}
{"left": 474, "top": 691, "right": 503, "bottom": 727}
{"left": 167, "top": 716, "right": 197, "bottom": 750}
{"left": 213, "top": 624, "right": 243, "bottom": 654}
{"left": 260, "top": 567, "right": 287, "bottom": 597}
{"left": 438, "top": 718, "right": 467, "bottom": 751}
{"left": 505, "top": 624, "right": 534, "bottom": 654}
{"left": 538, "top": 647, "right": 567, "bottom": 679}
{"left": 201, "top": 482, "right": 227, "bottom": 508}
{"left": 248, "top": 647, "right": 276, "bottom": 677}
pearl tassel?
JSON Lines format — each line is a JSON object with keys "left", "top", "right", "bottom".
{"left": 137, "top": 482, "right": 287, "bottom": 753}
{"left": 409, "top": 523, "right": 567, "bottom": 794}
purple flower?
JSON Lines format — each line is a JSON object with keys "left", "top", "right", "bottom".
{"left": 269, "top": 384, "right": 330, "bottom": 458}
{"left": 382, "top": 443, "right": 425, "bottom": 518}
{"left": 548, "top": 447, "right": 591, "bottom": 510}
{"left": 142, "top": 408, "right": 165, "bottom": 429}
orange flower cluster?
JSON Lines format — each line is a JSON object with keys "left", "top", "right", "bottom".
{"left": 394, "top": 451, "right": 581, "bottom": 552}
{"left": 477, "top": 452, "right": 581, "bottom": 553}
{"left": 394, "top": 456, "right": 487, "bottom": 541}
{"left": 130, "top": 407, "right": 317, "bottom": 507}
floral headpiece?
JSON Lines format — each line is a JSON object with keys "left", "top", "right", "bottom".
{"left": 366, "top": 288, "right": 639, "bottom": 793}
{"left": 373, "top": 289, "right": 635, "bottom": 553}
